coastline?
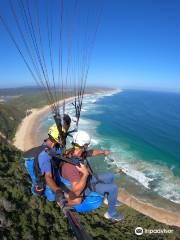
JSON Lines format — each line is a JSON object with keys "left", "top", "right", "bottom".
{"left": 13, "top": 89, "right": 120, "bottom": 151}
{"left": 13, "top": 90, "right": 180, "bottom": 228}
{"left": 119, "top": 190, "right": 180, "bottom": 227}
{"left": 13, "top": 106, "right": 49, "bottom": 151}
{"left": 13, "top": 96, "right": 75, "bottom": 151}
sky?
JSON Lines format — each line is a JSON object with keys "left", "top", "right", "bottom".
{"left": 0, "top": 0, "right": 180, "bottom": 91}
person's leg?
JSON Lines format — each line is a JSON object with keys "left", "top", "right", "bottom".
{"left": 91, "top": 172, "right": 114, "bottom": 184}
{"left": 96, "top": 173, "right": 122, "bottom": 207}
{"left": 97, "top": 173, "right": 114, "bottom": 183}
{"left": 95, "top": 182, "right": 118, "bottom": 216}
{"left": 88, "top": 175, "right": 124, "bottom": 221}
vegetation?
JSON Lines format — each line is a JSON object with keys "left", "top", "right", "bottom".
{"left": 0, "top": 103, "right": 24, "bottom": 139}
{"left": 0, "top": 141, "right": 180, "bottom": 240}
{"left": 0, "top": 88, "right": 48, "bottom": 139}
{"left": 0, "top": 87, "right": 179, "bottom": 239}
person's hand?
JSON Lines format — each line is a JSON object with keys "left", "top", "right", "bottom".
{"left": 55, "top": 189, "right": 66, "bottom": 208}
{"left": 115, "top": 168, "right": 127, "bottom": 175}
{"left": 103, "top": 150, "right": 111, "bottom": 156}
{"left": 76, "top": 163, "right": 89, "bottom": 177}
{"left": 67, "top": 191, "right": 77, "bottom": 200}
{"left": 118, "top": 168, "right": 126, "bottom": 174}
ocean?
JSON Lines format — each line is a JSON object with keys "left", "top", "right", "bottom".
{"left": 38, "top": 89, "right": 180, "bottom": 210}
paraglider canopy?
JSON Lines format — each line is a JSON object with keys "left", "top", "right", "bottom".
{"left": 0, "top": 0, "right": 102, "bottom": 137}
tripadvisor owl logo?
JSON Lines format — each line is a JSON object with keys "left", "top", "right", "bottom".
{"left": 135, "top": 227, "right": 143, "bottom": 235}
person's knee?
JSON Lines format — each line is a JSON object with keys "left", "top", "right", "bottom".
{"left": 109, "top": 184, "right": 118, "bottom": 194}
{"left": 108, "top": 173, "right": 115, "bottom": 181}
{"left": 104, "top": 184, "right": 118, "bottom": 195}
{"left": 102, "top": 172, "right": 114, "bottom": 182}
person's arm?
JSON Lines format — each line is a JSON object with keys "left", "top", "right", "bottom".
{"left": 39, "top": 153, "right": 67, "bottom": 207}
{"left": 87, "top": 149, "right": 111, "bottom": 157}
{"left": 68, "top": 163, "right": 89, "bottom": 205}
{"left": 45, "top": 172, "right": 68, "bottom": 208}
{"left": 39, "top": 153, "right": 59, "bottom": 193}
{"left": 45, "top": 172, "right": 60, "bottom": 192}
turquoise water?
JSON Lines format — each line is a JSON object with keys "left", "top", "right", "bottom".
{"left": 39, "top": 90, "right": 180, "bottom": 206}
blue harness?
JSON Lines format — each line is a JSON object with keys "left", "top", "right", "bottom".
{"left": 25, "top": 158, "right": 103, "bottom": 212}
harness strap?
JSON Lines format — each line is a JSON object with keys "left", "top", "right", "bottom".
{"left": 60, "top": 149, "right": 105, "bottom": 193}
{"left": 50, "top": 157, "right": 72, "bottom": 194}
{"left": 33, "top": 145, "right": 47, "bottom": 179}
{"left": 32, "top": 145, "right": 71, "bottom": 195}
{"left": 58, "top": 155, "right": 81, "bottom": 166}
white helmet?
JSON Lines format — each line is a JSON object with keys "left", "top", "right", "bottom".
{"left": 73, "top": 131, "right": 91, "bottom": 147}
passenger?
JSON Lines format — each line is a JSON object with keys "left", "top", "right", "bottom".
{"left": 61, "top": 130, "right": 124, "bottom": 221}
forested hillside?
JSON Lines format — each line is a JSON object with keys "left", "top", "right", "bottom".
{"left": 1, "top": 141, "right": 180, "bottom": 240}
{"left": 0, "top": 88, "right": 47, "bottom": 139}
{"left": 0, "top": 103, "right": 24, "bottom": 139}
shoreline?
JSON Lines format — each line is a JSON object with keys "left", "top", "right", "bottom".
{"left": 13, "top": 96, "right": 76, "bottom": 151}
{"left": 14, "top": 89, "right": 121, "bottom": 151}
{"left": 13, "top": 90, "right": 180, "bottom": 228}
{"left": 119, "top": 190, "right": 180, "bottom": 227}
{"left": 13, "top": 106, "right": 49, "bottom": 151}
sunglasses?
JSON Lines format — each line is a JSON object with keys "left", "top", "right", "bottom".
{"left": 73, "top": 143, "right": 90, "bottom": 150}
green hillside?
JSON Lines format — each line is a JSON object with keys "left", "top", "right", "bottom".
{"left": 0, "top": 141, "right": 180, "bottom": 239}
{"left": 0, "top": 89, "right": 48, "bottom": 139}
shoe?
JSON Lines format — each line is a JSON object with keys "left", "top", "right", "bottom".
{"left": 103, "top": 198, "right": 108, "bottom": 205}
{"left": 103, "top": 198, "right": 123, "bottom": 207}
{"left": 104, "top": 212, "right": 124, "bottom": 221}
